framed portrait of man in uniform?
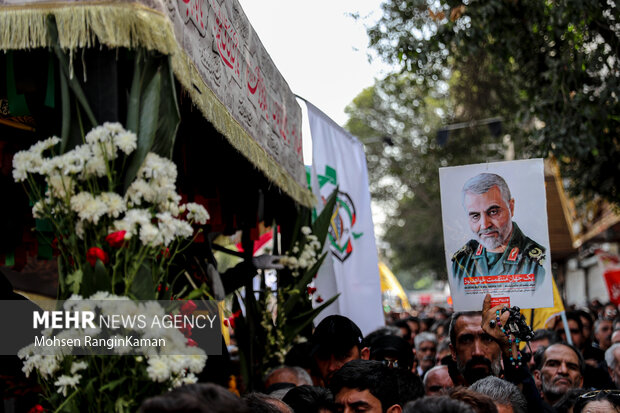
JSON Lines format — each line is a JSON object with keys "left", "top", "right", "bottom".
{"left": 439, "top": 159, "right": 554, "bottom": 311}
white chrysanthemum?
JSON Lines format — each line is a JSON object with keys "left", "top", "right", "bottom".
{"left": 21, "top": 354, "right": 41, "bottom": 378}
{"left": 100, "top": 192, "right": 126, "bottom": 218}
{"left": 140, "top": 222, "right": 162, "bottom": 246}
{"left": 31, "top": 201, "right": 45, "bottom": 219}
{"left": 113, "top": 208, "right": 151, "bottom": 236}
{"left": 75, "top": 220, "right": 85, "bottom": 239}
{"left": 125, "top": 179, "right": 154, "bottom": 206}
{"left": 301, "top": 226, "right": 312, "bottom": 235}
{"left": 70, "top": 360, "right": 88, "bottom": 374}
{"left": 172, "top": 219, "right": 194, "bottom": 239}
{"left": 84, "top": 154, "right": 107, "bottom": 178}
{"left": 54, "top": 374, "right": 81, "bottom": 397}
{"left": 30, "top": 136, "right": 61, "bottom": 155}
{"left": 185, "top": 203, "right": 209, "bottom": 224}
{"left": 184, "top": 354, "right": 207, "bottom": 374}
{"left": 35, "top": 355, "right": 61, "bottom": 379}
{"left": 114, "top": 130, "right": 137, "bottom": 154}
{"left": 12, "top": 151, "right": 42, "bottom": 181}
{"left": 92, "top": 140, "right": 118, "bottom": 161}
{"left": 85, "top": 125, "right": 110, "bottom": 145}
{"left": 89, "top": 291, "right": 112, "bottom": 301}
{"left": 70, "top": 192, "right": 108, "bottom": 224}
{"left": 146, "top": 356, "right": 171, "bottom": 382}
{"left": 139, "top": 153, "right": 177, "bottom": 182}
{"left": 172, "top": 372, "right": 198, "bottom": 387}
{"left": 47, "top": 173, "right": 76, "bottom": 199}
{"left": 140, "top": 301, "right": 166, "bottom": 318}
{"left": 112, "top": 335, "right": 133, "bottom": 355}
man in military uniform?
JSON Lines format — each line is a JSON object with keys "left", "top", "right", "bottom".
{"left": 451, "top": 173, "right": 545, "bottom": 288}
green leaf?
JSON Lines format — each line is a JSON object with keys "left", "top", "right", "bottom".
{"left": 311, "top": 188, "right": 338, "bottom": 250}
{"left": 283, "top": 253, "right": 327, "bottom": 315}
{"left": 123, "top": 64, "right": 162, "bottom": 192}
{"left": 100, "top": 377, "right": 126, "bottom": 392}
{"left": 150, "top": 56, "right": 181, "bottom": 159}
{"left": 283, "top": 294, "right": 340, "bottom": 341}
{"left": 93, "top": 260, "right": 111, "bottom": 292}
{"left": 130, "top": 262, "right": 156, "bottom": 299}
{"left": 65, "top": 269, "right": 83, "bottom": 295}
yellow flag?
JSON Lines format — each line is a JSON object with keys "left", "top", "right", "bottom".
{"left": 521, "top": 276, "right": 564, "bottom": 331}
{"left": 378, "top": 262, "right": 412, "bottom": 311}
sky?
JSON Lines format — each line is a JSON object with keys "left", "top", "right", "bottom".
{"left": 237, "top": 0, "right": 393, "bottom": 127}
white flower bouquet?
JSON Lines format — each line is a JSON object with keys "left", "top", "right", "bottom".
{"left": 18, "top": 293, "right": 207, "bottom": 412}
{"left": 12, "top": 122, "right": 209, "bottom": 300}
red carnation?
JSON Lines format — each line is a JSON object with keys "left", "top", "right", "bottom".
{"left": 105, "top": 230, "right": 127, "bottom": 248}
{"left": 28, "top": 405, "right": 45, "bottom": 413}
{"left": 181, "top": 300, "right": 197, "bottom": 315}
{"left": 86, "top": 247, "right": 108, "bottom": 267}
{"left": 187, "top": 338, "right": 198, "bottom": 347}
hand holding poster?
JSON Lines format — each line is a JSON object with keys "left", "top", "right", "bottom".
{"left": 439, "top": 159, "right": 554, "bottom": 311}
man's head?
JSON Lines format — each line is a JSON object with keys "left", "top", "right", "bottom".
{"left": 606, "top": 343, "right": 620, "bottom": 388}
{"left": 555, "top": 312, "right": 585, "bottom": 350}
{"left": 263, "top": 365, "right": 313, "bottom": 393}
{"left": 449, "top": 312, "right": 502, "bottom": 385}
{"left": 461, "top": 173, "right": 514, "bottom": 252}
{"left": 406, "top": 317, "right": 421, "bottom": 343}
{"left": 577, "top": 310, "right": 594, "bottom": 343}
{"left": 423, "top": 365, "right": 453, "bottom": 396}
{"left": 414, "top": 332, "right": 438, "bottom": 373}
{"left": 469, "top": 376, "right": 527, "bottom": 413}
{"left": 311, "top": 315, "right": 368, "bottom": 383}
{"left": 535, "top": 343, "right": 585, "bottom": 405}
{"left": 139, "top": 383, "right": 249, "bottom": 413}
{"left": 329, "top": 360, "right": 403, "bottom": 413}
{"left": 594, "top": 318, "right": 613, "bottom": 351}
{"left": 526, "top": 329, "right": 556, "bottom": 370}
{"left": 369, "top": 334, "right": 414, "bottom": 371}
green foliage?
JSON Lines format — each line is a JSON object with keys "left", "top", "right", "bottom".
{"left": 233, "top": 189, "right": 339, "bottom": 389}
{"left": 344, "top": 72, "right": 517, "bottom": 280}
{"left": 368, "top": 0, "right": 620, "bottom": 204}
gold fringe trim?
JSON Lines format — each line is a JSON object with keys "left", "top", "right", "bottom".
{"left": 0, "top": 3, "right": 315, "bottom": 208}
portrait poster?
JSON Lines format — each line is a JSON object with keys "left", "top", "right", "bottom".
{"left": 439, "top": 159, "right": 554, "bottom": 311}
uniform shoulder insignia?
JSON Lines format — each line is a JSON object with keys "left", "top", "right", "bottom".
{"left": 452, "top": 241, "right": 476, "bottom": 262}
{"left": 527, "top": 246, "right": 546, "bottom": 266}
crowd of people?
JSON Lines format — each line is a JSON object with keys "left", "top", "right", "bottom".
{"left": 137, "top": 295, "right": 620, "bottom": 412}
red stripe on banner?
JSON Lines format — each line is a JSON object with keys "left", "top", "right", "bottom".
{"left": 463, "top": 274, "right": 535, "bottom": 285}
{"left": 491, "top": 297, "right": 510, "bottom": 307}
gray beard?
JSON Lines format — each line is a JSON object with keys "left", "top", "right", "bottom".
{"left": 541, "top": 375, "right": 573, "bottom": 400}
{"left": 475, "top": 224, "right": 512, "bottom": 251}
{"left": 456, "top": 354, "right": 502, "bottom": 382}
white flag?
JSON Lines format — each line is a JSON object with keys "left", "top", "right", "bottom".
{"left": 304, "top": 100, "right": 384, "bottom": 336}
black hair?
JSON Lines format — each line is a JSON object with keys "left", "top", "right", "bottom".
{"left": 532, "top": 328, "right": 558, "bottom": 343}
{"left": 393, "top": 368, "right": 424, "bottom": 406}
{"left": 536, "top": 342, "right": 586, "bottom": 376}
{"left": 284, "top": 341, "right": 315, "bottom": 370}
{"left": 564, "top": 311, "right": 585, "bottom": 332}
{"left": 448, "top": 311, "right": 481, "bottom": 348}
{"left": 282, "top": 385, "right": 334, "bottom": 413}
{"left": 329, "top": 360, "right": 400, "bottom": 412}
{"left": 243, "top": 392, "right": 292, "bottom": 413}
{"left": 392, "top": 319, "right": 412, "bottom": 339}
{"left": 312, "top": 315, "right": 364, "bottom": 360}
{"left": 139, "top": 383, "right": 249, "bottom": 413}
{"left": 404, "top": 395, "right": 475, "bottom": 413}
